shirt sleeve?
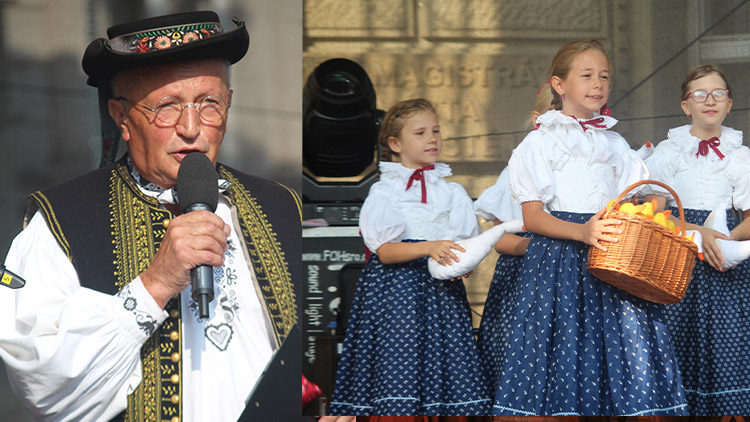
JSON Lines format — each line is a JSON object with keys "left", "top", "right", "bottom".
{"left": 474, "top": 168, "right": 523, "bottom": 222}
{"left": 642, "top": 139, "right": 678, "bottom": 199}
{"left": 359, "top": 183, "right": 407, "bottom": 253}
{"left": 609, "top": 133, "right": 649, "bottom": 197}
{"left": 731, "top": 147, "right": 750, "bottom": 211}
{"left": 0, "top": 211, "right": 167, "bottom": 422}
{"left": 448, "top": 182, "right": 481, "bottom": 240}
{"left": 508, "top": 132, "right": 556, "bottom": 206}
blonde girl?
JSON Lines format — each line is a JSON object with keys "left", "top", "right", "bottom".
{"left": 490, "top": 39, "right": 687, "bottom": 416}
{"left": 329, "top": 99, "right": 489, "bottom": 416}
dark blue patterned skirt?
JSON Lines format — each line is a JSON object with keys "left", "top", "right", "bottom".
{"left": 664, "top": 207, "right": 750, "bottom": 415}
{"left": 477, "top": 232, "right": 530, "bottom": 393}
{"left": 491, "top": 211, "right": 688, "bottom": 416}
{"left": 329, "top": 241, "right": 491, "bottom": 416}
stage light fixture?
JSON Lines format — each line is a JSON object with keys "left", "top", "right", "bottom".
{"left": 303, "top": 58, "right": 382, "bottom": 178}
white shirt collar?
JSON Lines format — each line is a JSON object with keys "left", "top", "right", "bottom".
{"left": 378, "top": 161, "right": 452, "bottom": 183}
{"left": 537, "top": 109, "right": 618, "bottom": 132}
{"left": 667, "top": 124, "right": 743, "bottom": 155}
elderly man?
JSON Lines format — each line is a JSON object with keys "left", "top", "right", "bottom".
{"left": 0, "top": 11, "right": 299, "bottom": 422}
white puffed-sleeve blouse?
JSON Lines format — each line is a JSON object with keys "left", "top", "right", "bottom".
{"left": 474, "top": 167, "right": 523, "bottom": 223}
{"left": 643, "top": 125, "right": 750, "bottom": 211}
{"left": 359, "top": 162, "right": 480, "bottom": 253}
{"left": 508, "top": 110, "right": 648, "bottom": 213}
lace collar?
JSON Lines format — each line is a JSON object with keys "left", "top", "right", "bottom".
{"left": 667, "top": 124, "right": 743, "bottom": 157}
{"left": 127, "top": 156, "right": 167, "bottom": 195}
{"left": 127, "top": 156, "right": 230, "bottom": 205}
{"left": 379, "top": 161, "right": 452, "bottom": 183}
{"left": 536, "top": 109, "right": 618, "bottom": 132}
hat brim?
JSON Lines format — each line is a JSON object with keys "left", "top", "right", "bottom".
{"left": 82, "top": 20, "right": 249, "bottom": 87}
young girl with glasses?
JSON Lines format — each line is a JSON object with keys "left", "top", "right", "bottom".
{"left": 642, "top": 64, "right": 750, "bottom": 415}
{"left": 489, "top": 39, "right": 688, "bottom": 416}
{"left": 329, "top": 99, "right": 490, "bottom": 416}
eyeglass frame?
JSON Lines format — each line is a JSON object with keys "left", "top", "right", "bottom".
{"left": 685, "top": 88, "right": 731, "bottom": 103}
{"left": 116, "top": 95, "right": 231, "bottom": 125}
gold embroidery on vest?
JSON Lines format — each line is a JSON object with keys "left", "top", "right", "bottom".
{"left": 218, "top": 167, "right": 297, "bottom": 344}
{"left": 279, "top": 182, "right": 302, "bottom": 221}
{"left": 109, "top": 163, "right": 183, "bottom": 422}
{"left": 28, "top": 191, "right": 73, "bottom": 261}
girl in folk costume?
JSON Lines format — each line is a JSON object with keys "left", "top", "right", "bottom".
{"left": 643, "top": 64, "right": 750, "bottom": 415}
{"left": 329, "top": 99, "right": 490, "bottom": 416}
{"left": 474, "top": 84, "right": 553, "bottom": 392}
{"left": 491, "top": 39, "right": 688, "bottom": 416}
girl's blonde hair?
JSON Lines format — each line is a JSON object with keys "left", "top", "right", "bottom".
{"left": 680, "top": 64, "right": 732, "bottom": 101}
{"left": 378, "top": 98, "right": 437, "bottom": 162}
{"left": 526, "top": 83, "right": 554, "bottom": 129}
{"left": 548, "top": 39, "right": 611, "bottom": 110}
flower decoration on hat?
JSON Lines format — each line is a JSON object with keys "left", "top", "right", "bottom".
{"left": 184, "top": 31, "right": 199, "bottom": 43}
{"left": 155, "top": 36, "right": 171, "bottom": 49}
{"left": 111, "top": 23, "right": 222, "bottom": 55}
{"left": 82, "top": 11, "right": 250, "bottom": 87}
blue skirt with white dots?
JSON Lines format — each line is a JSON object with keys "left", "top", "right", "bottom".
{"left": 329, "top": 240, "right": 491, "bottom": 416}
{"left": 491, "top": 211, "right": 688, "bottom": 416}
{"left": 477, "top": 233, "right": 530, "bottom": 394}
{"left": 664, "top": 208, "right": 750, "bottom": 415}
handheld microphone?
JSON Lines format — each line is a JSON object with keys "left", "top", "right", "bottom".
{"left": 0, "top": 264, "right": 26, "bottom": 289}
{"left": 177, "top": 152, "right": 220, "bottom": 320}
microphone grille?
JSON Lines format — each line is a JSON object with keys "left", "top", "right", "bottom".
{"left": 177, "top": 152, "right": 219, "bottom": 213}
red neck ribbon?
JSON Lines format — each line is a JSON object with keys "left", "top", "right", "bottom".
{"left": 578, "top": 117, "right": 606, "bottom": 131}
{"left": 696, "top": 137, "right": 724, "bottom": 160}
{"left": 406, "top": 165, "right": 435, "bottom": 203}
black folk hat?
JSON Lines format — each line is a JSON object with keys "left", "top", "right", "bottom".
{"left": 82, "top": 11, "right": 249, "bottom": 87}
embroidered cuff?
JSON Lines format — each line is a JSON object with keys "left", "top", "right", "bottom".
{"left": 114, "top": 277, "right": 168, "bottom": 339}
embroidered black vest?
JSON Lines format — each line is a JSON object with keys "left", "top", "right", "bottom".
{"left": 26, "top": 156, "right": 300, "bottom": 422}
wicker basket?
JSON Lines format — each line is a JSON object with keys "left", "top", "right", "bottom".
{"left": 586, "top": 180, "right": 699, "bottom": 304}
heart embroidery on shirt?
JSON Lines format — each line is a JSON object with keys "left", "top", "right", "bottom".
{"left": 205, "top": 323, "right": 233, "bottom": 351}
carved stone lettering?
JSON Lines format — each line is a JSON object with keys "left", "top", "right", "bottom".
{"left": 303, "top": 54, "right": 549, "bottom": 166}
{"left": 360, "top": 57, "right": 548, "bottom": 90}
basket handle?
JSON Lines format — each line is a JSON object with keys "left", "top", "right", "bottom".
{"left": 604, "top": 179, "right": 688, "bottom": 236}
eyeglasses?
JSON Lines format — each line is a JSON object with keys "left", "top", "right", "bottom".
{"left": 686, "top": 89, "right": 731, "bottom": 103}
{"left": 117, "top": 96, "right": 230, "bottom": 125}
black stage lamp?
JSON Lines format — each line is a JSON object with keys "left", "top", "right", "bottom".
{"left": 303, "top": 58, "right": 382, "bottom": 178}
